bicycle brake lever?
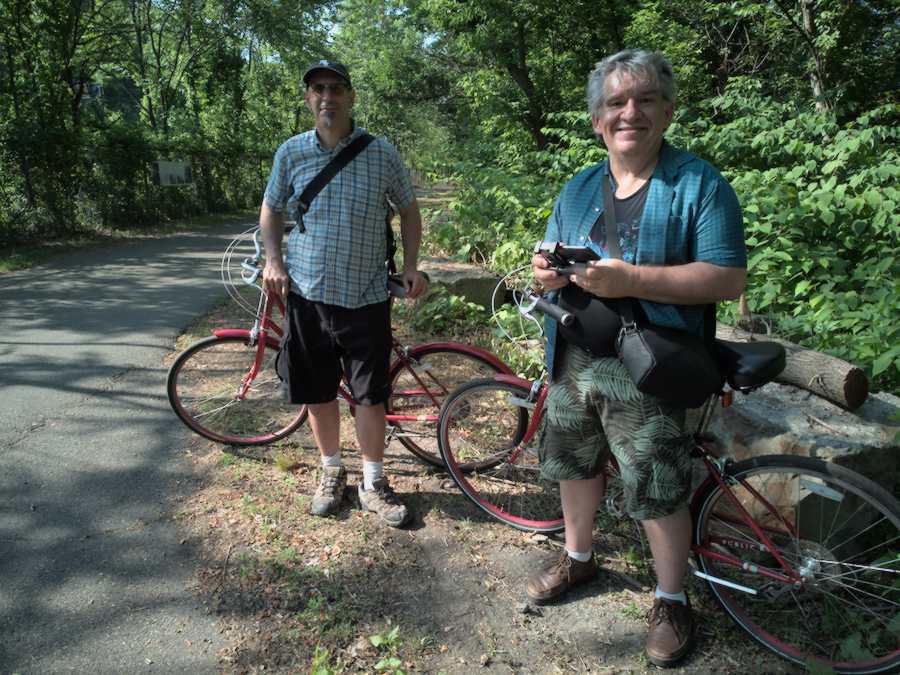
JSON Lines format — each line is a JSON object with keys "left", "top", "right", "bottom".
{"left": 241, "top": 259, "right": 261, "bottom": 284}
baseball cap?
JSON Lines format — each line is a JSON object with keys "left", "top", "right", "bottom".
{"left": 302, "top": 60, "right": 352, "bottom": 88}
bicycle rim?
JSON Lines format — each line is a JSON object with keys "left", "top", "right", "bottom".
{"left": 693, "top": 455, "right": 900, "bottom": 673}
{"left": 387, "top": 346, "right": 506, "bottom": 469}
{"left": 438, "top": 379, "right": 564, "bottom": 532}
{"left": 167, "top": 335, "right": 306, "bottom": 446}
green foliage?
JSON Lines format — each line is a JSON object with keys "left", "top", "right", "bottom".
{"left": 671, "top": 91, "right": 900, "bottom": 392}
{"left": 310, "top": 644, "right": 344, "bottom": 674}
{"left": 370, "top": 625, "right": 406, "bottom": 674}
{"left": 431, "top": 163, "right": 555, "bottom": 265}
{"left": 488, "top": 303, "right": 544, "bottom": 379}
{"left": 332, "top": 0, "right": 452, "bottom": 170}
{"left": 394, "top": 286, "right": 487, "bottom": 337}
{"left": 0, "top": 0, "right": 330, "bottom": 246}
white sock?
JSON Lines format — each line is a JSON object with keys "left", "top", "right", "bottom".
{"left": 655, "top": 586, "right": 687, "bottom": 605}
{"left": 362, "top": 460, "right": 383, "bottom": 491}
{"left": 566, "top": 549, "right": 592, "bottom": 563}
{"left": 321, "top": 452, "right": 342, "bottom": 469}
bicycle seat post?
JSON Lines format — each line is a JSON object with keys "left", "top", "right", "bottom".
{"left": 693, "top": 393, "right": 721, "bottom": 437}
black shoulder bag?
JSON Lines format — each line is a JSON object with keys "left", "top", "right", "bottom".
{"left": 294, "top": 133, "right": 397, "bottom": 272}
{"left": 598, "top": 179, "right": 723, "bottom": 408}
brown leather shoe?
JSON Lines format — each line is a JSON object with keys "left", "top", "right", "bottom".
{"left": 525, "top": 552, "right": 598, "bottom": 603}
{"left": 645, "top": 596, "right": 695, "bottom": 667}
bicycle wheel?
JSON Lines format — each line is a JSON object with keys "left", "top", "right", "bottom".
{"left": 167, "top": 335, "right": 307, "bottom": 446}
{"left": 693, "top": 455, "right": 900, "bottom": 673}
{"left": 386, "top": 345, "right": 507, "bottom": 468}
{"left": 438, "top": 378, "right": 564, "bottom": 532}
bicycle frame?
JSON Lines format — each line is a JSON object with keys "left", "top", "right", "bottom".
{"left": 386, "top": 340, "right": 509, "bottom": 423}
{"left": 489, "top": 371, "right": 807, "bottom": 593}
{"left": 212, "top": 285, "right": 509, "bottom": 426}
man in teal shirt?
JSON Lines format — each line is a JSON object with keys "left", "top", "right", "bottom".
{"left": 528, "top": 49, "right": 746, "bottom": 667}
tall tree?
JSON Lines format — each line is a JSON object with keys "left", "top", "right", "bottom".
{"left": 417, "top": 0, "right": 637, "bottom": 152}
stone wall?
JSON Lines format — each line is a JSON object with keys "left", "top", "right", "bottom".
{"left": 418, "top": 256, "right": 503, "bottom": 311}
{"left": 693, "top": 384, "right": 900, "bottom": 493}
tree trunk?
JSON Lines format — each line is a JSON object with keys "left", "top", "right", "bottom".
{"left": 502, "top": 22, "right": 548, "bottom": 151}
{"left": 716, "top": 322, "right": 869, "bottom": 410}
{"left": 799, "top": 0, "right": 831, "bottom": 113}
{"left": 3, "top": 42, "right": 36, "bottom": 207}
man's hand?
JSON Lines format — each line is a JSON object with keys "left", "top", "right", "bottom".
{"left": 401, "top": 269, "right": 428, "bottom": 300}
{"left": 263, "top": 258, "right": 290, "bottom": 303}
{"left": 259, "top": 202, "right": 289, "bottom": 303}
{"left": 569, "top": 258, "right": 637, "bottom": 298}
{"left": 532, "top": 253, "right": 569, "bottom": 291}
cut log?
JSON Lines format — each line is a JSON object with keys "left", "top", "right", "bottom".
{"left": 715, "top": 321, "right": 869, "bottom": 410}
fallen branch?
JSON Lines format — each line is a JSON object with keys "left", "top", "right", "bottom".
{"left": 215, "top": 543, "right": 235, "bottom": 592}
{"left": 716, "top": 322, "right": 869, "bottom": 410}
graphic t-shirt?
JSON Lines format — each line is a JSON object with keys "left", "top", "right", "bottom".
{"left": 589, "top": 178, "right": 650, "bottom": 263}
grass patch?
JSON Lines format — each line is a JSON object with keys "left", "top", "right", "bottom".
{"left": 275, "top": 452, "right": 303, "bottom": 472}
{"left": 621, "top": 600, "right": 644, "bottom": 621}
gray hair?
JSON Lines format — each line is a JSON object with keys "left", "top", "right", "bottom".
{"left": 586, "top": 50, "right": 676, "bottom": 115}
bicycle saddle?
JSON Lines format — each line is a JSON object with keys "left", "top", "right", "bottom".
{"left": 714, "top": 340, "right": 786, "bottom": 391}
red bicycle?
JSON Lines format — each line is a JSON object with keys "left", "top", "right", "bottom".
{"left": 167, "top": 226, "right": 512, "bottom": 469}
{"left": 437, "top": 282, "right": 900, "bottom": 673}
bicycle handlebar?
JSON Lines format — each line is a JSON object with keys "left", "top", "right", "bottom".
{"left": 241, "top": 224, "right": 296, "bottom": 286}
{"left": 241, "top": 260, "right": 261, "bottom": 285}
{"left": 512, "top": 289, "right": 574, "bottom": 327}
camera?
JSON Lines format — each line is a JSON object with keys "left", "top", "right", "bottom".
{"left": 534, "top": 240, "right": 600, "bottom": 274}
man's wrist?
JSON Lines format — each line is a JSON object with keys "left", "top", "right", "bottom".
{"left": 628, "top": 264, "right": 642, "bottom": 297}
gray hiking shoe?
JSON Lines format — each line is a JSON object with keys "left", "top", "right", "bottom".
{"left": 358, "top": 477, "right": 410, "bottom": 527}
{"left": 310, "top": 466, "right": 347, "bottom": 516}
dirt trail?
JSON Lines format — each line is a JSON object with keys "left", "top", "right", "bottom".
{"left": 173, "top": 428, "right": 799, "bottom": 674}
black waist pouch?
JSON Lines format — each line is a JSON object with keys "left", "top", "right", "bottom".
{"left": 556, "top": 285, "right": 622, "bottom": 356}
{"left": 615, "top": 302, "right": 724, "bottom": 408}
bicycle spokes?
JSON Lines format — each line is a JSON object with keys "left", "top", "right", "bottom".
{"left": 694, "top": 459, "right": 900, "bottom": 671}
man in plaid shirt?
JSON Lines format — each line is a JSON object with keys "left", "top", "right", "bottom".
{"left": 259, "top": 60, "right": 427, "bottom": 528}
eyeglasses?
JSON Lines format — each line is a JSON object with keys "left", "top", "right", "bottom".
{"left": 308, "top": 82, "right": 350, "bottom": 96}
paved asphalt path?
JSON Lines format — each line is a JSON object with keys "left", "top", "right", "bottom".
{"left": 0, "top": 221, "right": 255, "bottom": 673}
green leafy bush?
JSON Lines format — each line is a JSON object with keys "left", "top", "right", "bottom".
{"left": 672, "top": 91, "right": 899, "bottom": 393}
{"left": 393, "top": 286, "right": 488, "bottom": 338}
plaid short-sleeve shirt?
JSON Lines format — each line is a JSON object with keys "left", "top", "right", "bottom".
{"left": 263, "top": 125, "right": 415, "bottom": 308}
{"left": 542, "top": 142, "right": 746, "bottom": 373}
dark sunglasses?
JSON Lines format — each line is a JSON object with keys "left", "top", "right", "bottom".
{"left": 308, "top": 82, "right": 350, "bottom": 96}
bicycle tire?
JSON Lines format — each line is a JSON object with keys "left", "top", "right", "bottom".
{"left": 386, "top": 344, "right": 508, "bottom": 469}
{"left": 692, "top": 454, "right": 900, "bottom": 674}
{"left": 167, "top": 334, "right": 307, "bottom": 446}
{"left": 438, "top": 378, "right": 564, "bottom": 532}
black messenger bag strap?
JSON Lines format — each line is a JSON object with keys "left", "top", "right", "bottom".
{"left": 602, "top": 175, "right": 623, "bottom": 260}
{"left": 602, "top": 176, "right": 639, "bottom": 326}
{"left": 294, "top": 133, "right": 376, "bottom": 232}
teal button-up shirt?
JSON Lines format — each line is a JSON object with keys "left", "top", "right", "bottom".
{"left": 543, "top": 142, "right": 746, "bottom": 373}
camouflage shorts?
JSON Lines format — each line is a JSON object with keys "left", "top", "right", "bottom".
{"left": 539, "top": 342, "right": 694, "bottom": 521}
